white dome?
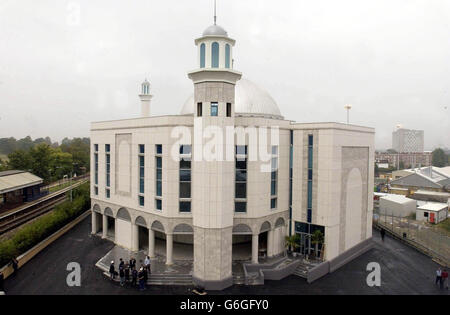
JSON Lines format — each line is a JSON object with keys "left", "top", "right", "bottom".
{"left": 180, "top": 78, "right": 283, "bottom": 119}
{"left": 202, "top": 24, "right": 228, "bottom": 36}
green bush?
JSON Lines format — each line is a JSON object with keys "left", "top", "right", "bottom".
{"left": 0, "top": 182, "right": 90, "bottom": 267}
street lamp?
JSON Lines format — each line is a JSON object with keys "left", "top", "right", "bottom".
{"left": 344, "top": 104, "right": 352, "bottom": 124}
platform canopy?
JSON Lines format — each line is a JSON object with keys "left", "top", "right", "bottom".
{"left": 0, "top": 170, "right": 43, "bottom": 194}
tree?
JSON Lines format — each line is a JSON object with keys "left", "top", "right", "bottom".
{"left": 285, "top": 234, "right": 300, "bottom": 254}
{"left": 50, "top": 149, "right": 73, "bottom": 180}
{"left": 28, "top": 144, "right": 54, "bottom": 183}
{"left": 432, "top": 148, "right": 447, "bottom": 167}
{"left": 7, "top": 150, "right": 32, "bottom": 171}
{"left": 387, "top": 149, "right": 397, "bottom": 154}
{"left": 311, "top": 230, "right": 324, "bottom": 258}
{"left": 398, "top": 161, "right": 405, "bottom": 170}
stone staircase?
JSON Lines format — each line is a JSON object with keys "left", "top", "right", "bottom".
{"left": 147, "top": 274, "right": 193, "bottom": 286}
{"left": 292, "top": 264, "right": 308, "bottom": 278}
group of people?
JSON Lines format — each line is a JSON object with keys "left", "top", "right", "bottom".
{"left": 109, "top": 256, "right": 151, "bottom": 291}
{"left": 435, "top": 267, "right": 449, "bottom": 290}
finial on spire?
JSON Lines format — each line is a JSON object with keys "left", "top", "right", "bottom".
{"left": 214, "top": 0, "right": 217, "bottom": 25}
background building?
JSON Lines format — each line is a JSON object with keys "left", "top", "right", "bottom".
{"left": 375, "top": 151, "right": 431, "bottom": 169}
{"left": 392, "top": 128, "right": 424, "bottom": 153}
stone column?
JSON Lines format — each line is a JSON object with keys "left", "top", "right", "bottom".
{"left": 267, "top": 229, "right": 274, "bottom": 257}
{"left": 132, "top": 223, "right": 139, "bottom": 252}
{"left": 166, "top": 234, "right": 173, "bottom": 265}
{"left": 102, "top": 215, "right": 108, "bottom": 239}
{"left": 148, "top": 229, "right": 155, "bottom": 258}
{"left": 252, "top": 234, "right": 259, "bottom": 264}
{"left": 91, "top": 212, "right": 97, "bottom": 235}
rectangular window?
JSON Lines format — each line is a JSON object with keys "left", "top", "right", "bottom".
{"left": 179, "top": 145, "right": 192, "bottom": 213}
{"left": 94, "top": 186, "right": 98, "bottom": 195}
{"left": 138, "top": 145, "right": 145, "bottom": 206}
{"left": 106, "top": 188, "right": 110, "bottom": 199}
{"left": 105, "top": 145, "right": 110, "bottom": 189}
{"left": 94, "top": 144, "right": 98, "bottom": 152}
{"left": 155, "top": 144, "right": 162, "bottom": 210}
{"left": 235, "top": 145, "right": 247, "bottom": 213}
{"left": 226, "top": 103, "right": 231, "bottom": 117}
{"left": 94, "top": 149, "right": 98, "bottom": 185}
{"left": 211, "top": 102, "right": 218, "bottom": 116}
{"left": 307, "top": 135, "right": 313, "bottom": 223}
{"left": 179, "top": 145, "right": 192, "bottom": 155}
{"left": 197, "top": 102, "right": 202, "bottom": 117}
{"left": 271, "top": 146, "right": 278, "bottom": 209}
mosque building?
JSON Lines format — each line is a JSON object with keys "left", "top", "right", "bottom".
{"left": 90, "top": 13, "right": 375, "bottom": 290}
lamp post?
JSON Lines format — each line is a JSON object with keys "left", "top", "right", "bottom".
{"left": 344, "top": 104, "right": 352, "bottom": 124}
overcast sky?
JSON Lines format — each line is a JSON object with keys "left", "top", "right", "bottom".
{"left": 0, "top": 0, "right": 449, "bottom": 150}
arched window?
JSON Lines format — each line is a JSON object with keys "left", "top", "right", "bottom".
{"left": 211, "top": 42, "right": 219, "bottom": 68}
{"left": 200, "top": 43, "right": 206, "bottom": 68}
{"left": 225, "top": 44, "right": 231, "bottom": 68}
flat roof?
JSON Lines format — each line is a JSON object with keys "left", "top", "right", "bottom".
{"left": 414, "top": 190, "right": 450, "bottom": 197}
{"left": 417, "top": 203, "right": 448, "bottom": 212}
{"left": 381, "top": 194, "right": 416, "bottom": 204}
{"left": 0, "top": 170, "right": 43, "bottom": 194}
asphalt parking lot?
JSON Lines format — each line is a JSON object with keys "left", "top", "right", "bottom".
{"left": 3, "top": 216, "right": 448, "bottom": 295}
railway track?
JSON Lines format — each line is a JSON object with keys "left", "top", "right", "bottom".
{"left": 0, "top": 179, "right": 88, "bottom": 235}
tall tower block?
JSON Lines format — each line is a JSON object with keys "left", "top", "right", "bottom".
{"left": 188, "top": 21, "right": 242, "bottom": 289}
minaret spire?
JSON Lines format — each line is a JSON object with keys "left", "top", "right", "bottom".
{"left": 214, "top": 0, "right": 217, "bottom": 25}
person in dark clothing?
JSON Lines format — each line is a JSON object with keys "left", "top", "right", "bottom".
{"left": 124, "top": 264, "right": 130, "bottom": 283}
{"left": 119, "top": 268, "right": 125, "bottom": 286}
{"left": 143, "top": 265, "right": 148, "bottom": 284}
{"left": 380, "top": 228, "right": 385, "bottom": 242}
{"left": 131, "top": 267, "right": 137, "bottom": 287}
{"left": 0, "top": 272, "right": 4, "bottom": 292}
{"left": 10, "top": 258, "right": 18, "bottom": 276}
{"left": 129, "top": 257, "right": 136, "bottom": 270}
{"left": 138, "top": 267, "right": 145, "bottom": 291}
{"left": 109, "top": 261, "right": 115, "bottom": 280}
{"left": 119, "top": 258, "right": 124, "bottom": 271}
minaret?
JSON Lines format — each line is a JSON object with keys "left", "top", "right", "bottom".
{"left": 188, "top": 10, "right": 242, "bottom": 290}
{"left": 139, "top": 79, "right": 152, "bottom": 117}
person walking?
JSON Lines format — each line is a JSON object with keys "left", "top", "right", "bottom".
{"left": 380, "top": 228, "right": 385, "bottom": 242}
{"left": 138, "top": 267, "right": 146, "bottom": 291}
{"left": 10, "top": 258, "right": 18, "bottom": 277}
{"left": 124, "top": 264, "right": 130, "bottom": 283}
{"left": 144, "top": 256, "right": 151, "bottom": 274}
{"left": 441, "top": 269, "right": 448, "bottom": 290}
{"left": 131, "top": 267, "right": 137, "bottom": 287}
{"left": 442, "top": 269, "right": 448, "bottom": 290}
{"left": 109, "top": 261, "right": 115, "bottom": 280}
{"left": 119, "top": 267, "right": 125, "bottom": 286}
{"left": 119, "top": 258, "right": 124, "bottom": 271}
{"left": 435, "top": 267, "right": 442, "bottom": 286}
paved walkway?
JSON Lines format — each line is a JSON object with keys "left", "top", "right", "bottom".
{"left": 3, "top": 216, "right": 448, "bottom": 295}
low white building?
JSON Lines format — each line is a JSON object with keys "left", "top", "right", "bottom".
{"left": 416, "top": 203, "right": 448, "bottom": 224}
{"left": 90, "top": 17, "right": 375, "bottom": 290}
{"left": 379, "top": 194, "right": 416, "bottom": 217}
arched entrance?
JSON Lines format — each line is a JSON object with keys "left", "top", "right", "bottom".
{"left": 104, "top": 207, "right": 115, "bottom": 239}
{"left": 258, "top": 221, "right": 271, "bottom": 259}
{"left": 135, "top": 216, "right": 148, "bottom": 251}
{"left": 92, "top": 204, "right": 103, "bottom": 235}
{"left": 116, "top": 208, "right": 132, "bottom": 248}
{"left": 232, "top": 224, "right": 253, "bottom": 261}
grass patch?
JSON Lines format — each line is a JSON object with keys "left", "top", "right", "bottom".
{"left": 435, "top": 218, "right": 450, "bottom": 236}
{"left": 0, "top": 182, "right": 90, "bottom": 267}
{"left": 49, "top": 181, "right": 72, "bottom": 193}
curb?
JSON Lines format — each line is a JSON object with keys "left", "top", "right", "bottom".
{"left": 0, "top": 210, "right": 91, "bottom": 279}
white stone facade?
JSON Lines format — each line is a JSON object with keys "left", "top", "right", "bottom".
{"left": 90, "top": 20, "right": 375, "bottom": 290}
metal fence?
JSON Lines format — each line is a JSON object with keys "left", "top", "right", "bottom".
{"left": 373, "top": 212, "right": 450, "bottom": 266}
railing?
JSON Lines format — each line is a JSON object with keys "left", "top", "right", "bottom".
{"left": 373, "top": 213, "right": 450, "bottom": 267}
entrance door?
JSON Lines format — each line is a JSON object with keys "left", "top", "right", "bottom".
{"left": 430, "top": 212, "right": 435, "bottom": 224}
